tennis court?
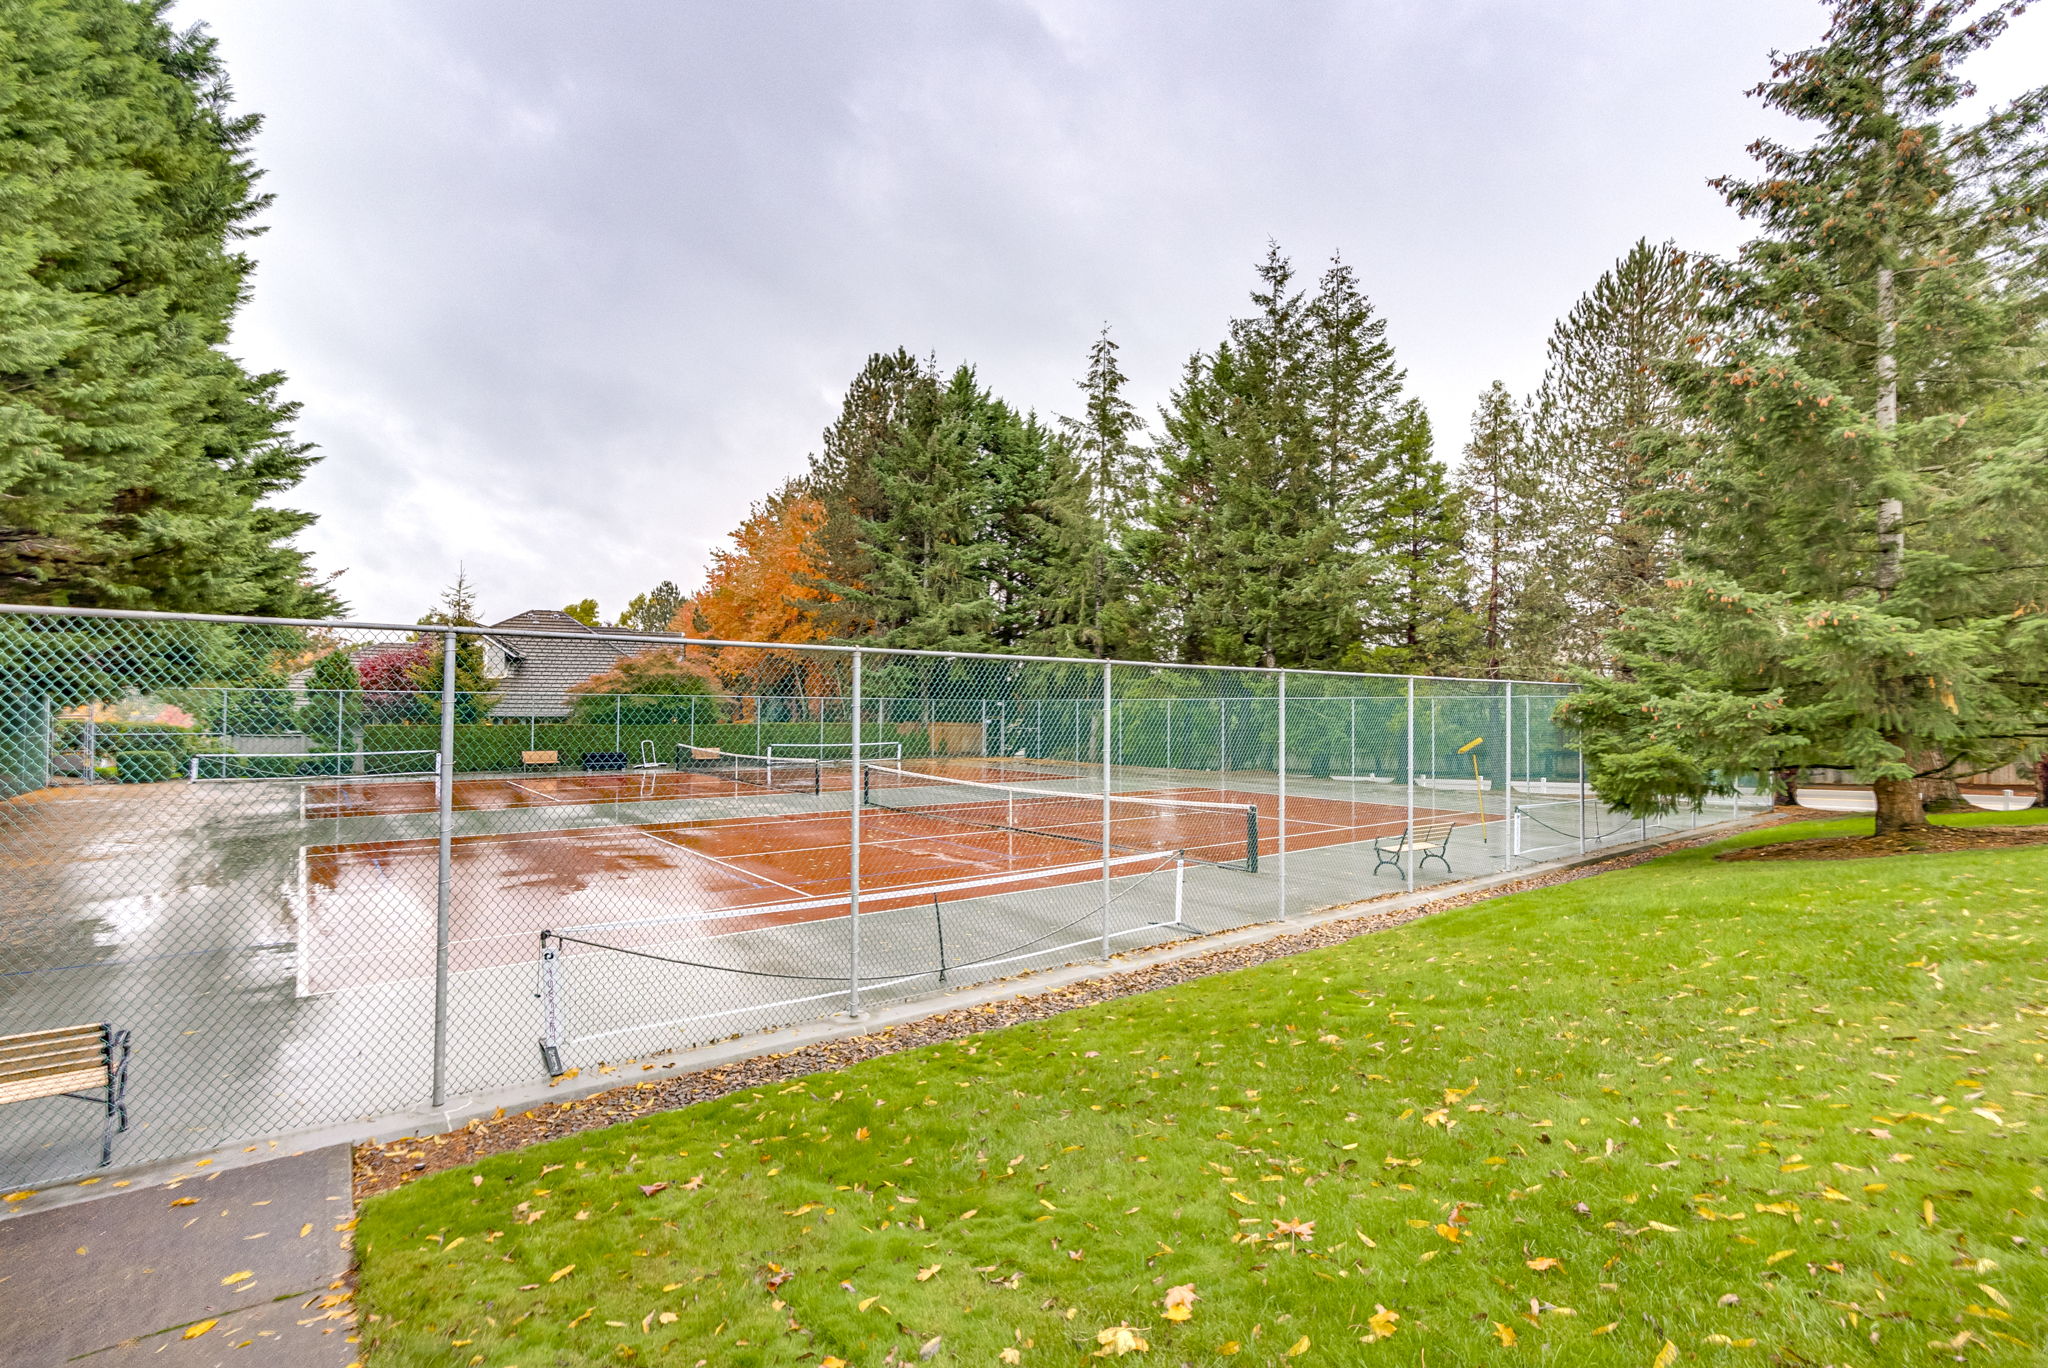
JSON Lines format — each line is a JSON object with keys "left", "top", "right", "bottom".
{"left": 296, "top": 765, "right": 1468, "bottom": 996}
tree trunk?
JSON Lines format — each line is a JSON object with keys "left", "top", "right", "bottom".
{"left": 1772, "top": 766, "right": 1801, "bottom": 807}
{"left": 2032, "top": 758, "right": 2046, "bottom": 810}
{"left": 1871, "top": 774, "right": 1929, "bottom": 834}
{"left": 1913, "top": 747, "right": 1975, "bottom": 813}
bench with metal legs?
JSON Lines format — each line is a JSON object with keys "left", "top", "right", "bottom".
{"left": 1373, "top": 821, "right": 1458, "bottom": 878}
{"left": 0, "top": 1024, "right": 132, "bottom": 1167}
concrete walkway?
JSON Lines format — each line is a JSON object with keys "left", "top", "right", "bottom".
{"left": 0, "top": 1147, "right": 356, "bottom": 1368}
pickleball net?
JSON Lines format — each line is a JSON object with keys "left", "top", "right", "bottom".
{"left": 674, "top": 745, "right": 825, "bottom": 794}
{"left": 857, "top": 762, "right": 1259, "bottom": 872}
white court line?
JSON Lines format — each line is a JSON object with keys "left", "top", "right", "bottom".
{"left": 506, "top": 780, "right": 567, "bottom": 802}
{"left": 631, "top": 826, "right": 812, "bottom": 898}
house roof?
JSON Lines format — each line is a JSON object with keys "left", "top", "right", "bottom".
{"left": 484, "top": 610, "right": 668, "bottom": 719}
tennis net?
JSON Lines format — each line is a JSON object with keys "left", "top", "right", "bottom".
{"left": 676, "top": 746, "right": 824, "bottom": 794}
{"left": 859, "top": 762, "right": 1259, "bottom": 871}
{"left": 190, "top": 749, "right": 440, "bottom": 781}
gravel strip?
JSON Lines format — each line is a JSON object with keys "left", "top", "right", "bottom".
{"left": 353, "top": 816, "right": 1800, "bottom": 1202}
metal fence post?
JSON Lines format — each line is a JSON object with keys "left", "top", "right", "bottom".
{"left": 1405, "top": 678, "right": 1416, "bottom": 891}
{"left": 1503, "top": 680, "right": 1515, "bottom": 872}
{"left": 848, "top": 649, "right": 864, "bottom": 1014}
{"left": 1276, "top": 671, "right": 1287, "bottom": 919}
{"left": 1578, "top": 737, "right": 1588, "bottom": 855}
{"left": 430, "top": 628, "right": 457, "bottom": 1109}
{"left": 1100, "top": 660, "right": 1113, "bottom": 960}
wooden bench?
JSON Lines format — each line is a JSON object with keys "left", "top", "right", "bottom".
{"left": 1373, "top": 821, "right": 1459, "bottom": 878}
{"left": 521, "top": 750, "right": 560, "bottom": 772}
{"left": 0, "top": 1024, "right": 131, "bottom": 1167}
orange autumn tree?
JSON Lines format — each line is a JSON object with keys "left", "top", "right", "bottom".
{"left": 691, "top": 485, "right": 845, "bottom": 707}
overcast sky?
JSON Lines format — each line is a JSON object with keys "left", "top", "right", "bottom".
{"left": 178, "top": 0, "right": 2048, "bottom": 626}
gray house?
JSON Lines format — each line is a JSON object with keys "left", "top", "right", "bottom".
{"left": 480, "top": 610, "right": 670, "bottom": 721}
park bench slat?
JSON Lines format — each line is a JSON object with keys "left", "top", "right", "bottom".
{"left": 0, "top": 1023, "right": 131, "bottom": 1167}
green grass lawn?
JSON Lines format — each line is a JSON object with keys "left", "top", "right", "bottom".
{"left": 357, "top": 811, "right": 2048, "bottom": 1366}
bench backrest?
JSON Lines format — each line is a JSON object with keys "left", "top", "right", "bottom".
{"left": 0, "top": 1024, "right": 111, "bottom": 1107}
{"left": 522, "top": 750, "right": 560, "bottom": 765}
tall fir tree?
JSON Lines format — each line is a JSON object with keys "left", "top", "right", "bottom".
{"left": 980, "top": 402, "right": 1092, "bottom": 654}
{"left": 1359, "top": 401, "right": 1476, "bottom": 673}
{"left": 0, "top": 0, "right": 334, "bottom": 613}
{"left": 1456, "top": 382, "right": 1543, "bottom": 677}
{"left": 1562, "top": 0, "right": 2048, "bottom": 834}
{"left": 617, "top": 580, "right": 684, "bottom": 632}
{"left": 1525, "top": 240, "right": 1707, "bottom": 666}
{"left": 803, "top": 349, "right": 938, "bottom": 635}
{"left": 842, "top": 366, "right": 996, "bottom": 652}
{"left": 1058, "top": 327, "right": 1146, "bottom": 657}
{"left": 1133, "top": 245, "right": 1405, "bottom": 669}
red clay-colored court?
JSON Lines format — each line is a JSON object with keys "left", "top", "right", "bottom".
{"left": 296, "top": 785, "right": 1468, "bottom": 994}
{"left": 298, "top": 757, "right": 1087, "bottom": 819}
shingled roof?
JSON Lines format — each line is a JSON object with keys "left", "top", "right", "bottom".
{"left": 482, "top": 610, "right": 668, "bottom": 720}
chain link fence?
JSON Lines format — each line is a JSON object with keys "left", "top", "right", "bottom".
{"left": 0, "top": 606, "right": 1768, "bottom": 1188}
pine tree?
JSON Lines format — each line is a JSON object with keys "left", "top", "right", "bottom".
{"left": 1526, "top": 240, "right": 1707, "bottom": 665}
{"left": 1132, "top": 245, "right": 1381, "bottom": 668}
{"left": 1563, "top": 0, "right": 2048, "bottom": 834}
{"left": 980, "top": 403, "right": 1092, "bottom": 654}
{"left": 413, "top": 572, "right": 495, "bottom": 720}
{"left": 0, "top": 1, "right": 334, "bottom": 614}
{"left": 845, "top": 366, "right": 996, "bottom": 652}
{"left": 1306, "top": 254, "right": 1405, "bottom": 547}
{"left": 617, "top": 580, "right": 684, "bottom": 632}
{"left": 1456, "top": 383, "right": 1540, "bottom": 677}
{"left": 1058, "top": 327, "right": 1146, "bottom": 656}
{"left": 1360, "top": 401, "right": 1476, "bottom": 673}
{"left": 298, "top": 648, "right": 361, "bottom": 757}
{"left": 804, "top": 349, "right": 939, "bottom": 635}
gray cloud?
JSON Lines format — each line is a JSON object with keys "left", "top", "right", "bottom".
{"left": 180, "top": 0, "right": 2047, "bottom": 623}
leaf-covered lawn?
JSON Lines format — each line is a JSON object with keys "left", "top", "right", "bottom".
{"left": 356, "top": 811, "right": 2048, "bottom": 1366}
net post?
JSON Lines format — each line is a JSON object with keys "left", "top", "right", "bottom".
{"left": 1276, "top": 671, "right": 1287, "bottom": 919}
{"left": 846, "top": 648, "right": 864, "bottom": 1016}
{"left": 1245, "top": 805, "right": 1258, "bottom": 873}
{"left": 431, "top": 627, "right": 457, "bottom": 1109}
{"left": 537, "top": 931, "right": 565, "bottom": 1077}
{"left": 933, "top": 892, "right": 946, "bottom": 982}
{"left": 1173, "top": 859, "right": 1184, "bottom": 926}
{"left": 1405, "top": 677, "right": 1416, "bottom": 892}
{"left": 1100, "top": 660, "right": 1112, "bottom": 961}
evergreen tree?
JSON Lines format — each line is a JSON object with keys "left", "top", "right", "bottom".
{"left": 1456, "top": 382, "right": 1541, "bottom": 677}
{"left": 1525, "top": 240, "right": 1707, "bottom": 666}
{"left": 1359, "top": 401, "right": 1476, "bottom": 673}
{"left": 844, "top": 366, "right": 996, "bottom": 652}
{"left": 803, "top": 349, "right": 939, "bottom": 635}
{"left": 980, "top": 402, "right": 1092, "bottom": 654}
{"left": 1058, "top": 327, "right": 1146, "bottom": 656}
{"left": 0, "top": 0, "right": 334, "bottom": 614}
{"left": 1134, "top": 245, "right": 1391, "bottom": 668}
{"left": 298, "top": 648, "right": 361, "bottom": 756}
{"left": 617, "top": 580, "right": 684, "bottom": 632}
{"left": 1563, "top": 0, "right": 2048, "bottom": 834}
{"left": 413, "top": 572, "right": 495, "bottom": 721}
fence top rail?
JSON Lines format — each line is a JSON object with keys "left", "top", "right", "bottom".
{"left": 0, "top": 603, "right": 1578, "bottom": 690}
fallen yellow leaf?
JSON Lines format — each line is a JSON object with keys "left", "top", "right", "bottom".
{"left": 859, "top": 1295, "right": 879, "bottom": 1311}
{"left": 1001, "top": 1351, "right": 1022, "bottom": 1366}
{"left": 1591, "top": 1322, "right": 1618, "bottom": 1336}
{"left": 916, "top": 1263, "right": 941, "bottom": 1282}
{"left": 1766, "top": 1249, "right": 1796, "bottom": 1265}
{"left": 220, "top": 1271, "right": 252, "bottom": 1286}
{"left": 1366, "top": 1305, "right": 1400, "bottom": 1341}
{"left": 1093, "top": 1324, "right": 1149, "bottom": 1356}
{"left": 1526, "top": 1257, "right": 1561, "bottom": 1271}
{"left": 1219, "top": 1344, "right": 1241, "bottom": 1356}
{"left": 1286, "top": 1336, "right": 1310, "bottom": 1356}
{"left": 1495, "top": 1322, "right": 1518, "bottom": 1347}
{"left": 182, "top": 1320, "right": 217, "bottom": 1339}
{"left": 548, "top": 1264, "right": 575, "bottom": 1282}
{"left": 1653, "top": 1340, "right": 1678, "bottom": 1368}
{"left": 169, "top": 1197, "right": 198, "bottom": 1208}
